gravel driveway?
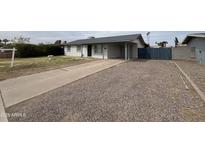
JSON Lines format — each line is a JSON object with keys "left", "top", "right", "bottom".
{"left": 6, "top": 60, "right": 205, "bottom": 122}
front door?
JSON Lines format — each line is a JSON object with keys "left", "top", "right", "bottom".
{"left": 88, "top": 45, "right": 92, "bottom": 57}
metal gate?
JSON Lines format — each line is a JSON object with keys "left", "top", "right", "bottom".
{"left": 138, "top": 48, "right": 172, "bottom": 60}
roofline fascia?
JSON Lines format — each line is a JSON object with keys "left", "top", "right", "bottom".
{"left": 66, "top": 41, "right": 137, "bottom": 46}
{"left": 182, "top": 35, "right": 205, "bottom": 44}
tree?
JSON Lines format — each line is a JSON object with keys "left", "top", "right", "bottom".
{"left": 2, "top": 39, "right": 9, "bottom": 45}
{"left": 175, "top": 37, "right": 179, "bottom": 47}
{"left": 11, "top": 36, "right": 30, "bottom": 44}
{"left": 54, "top": 40, "right": 62, "bottom": 45}
{"left": 63, "top": 41, "right": 67, "bottom": 45}
{"left": 0, "top": 39, "right": 2, "bottom": 47}
{"left": 155, "top": 41, "right": 168, "bottom": 48}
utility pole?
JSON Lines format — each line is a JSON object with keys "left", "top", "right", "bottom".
{"left": 146, "top": 32, "right": 150, "bottom": 46}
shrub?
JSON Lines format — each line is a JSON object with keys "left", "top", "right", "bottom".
{"left": 14, "top": 44, "right": 64, "bottom": 58}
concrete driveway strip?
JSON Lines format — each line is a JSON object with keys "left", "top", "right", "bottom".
{"left": 0, "top": 60, "right": 124, "bottom": 108}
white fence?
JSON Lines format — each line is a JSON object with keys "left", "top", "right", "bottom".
{"left": 0, "top": 48, "right": 17, "bottom": 67}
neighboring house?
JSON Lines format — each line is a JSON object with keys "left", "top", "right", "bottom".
{"left": 182, "top": 33, "right": 205, "bottom": 64}
{"left": 64, "top": 34, "right": 146, "bottom": 60}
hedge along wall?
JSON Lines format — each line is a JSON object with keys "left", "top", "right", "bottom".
{"left": 14, "top": 44, "right": 64, "bottom": 58}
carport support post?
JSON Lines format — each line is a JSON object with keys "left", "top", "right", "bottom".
{"left": 102, "top": 44, "right": 104, "bottom": 60}
{"left": 125, "top": 43, "right": 128, "bottom": 60}
{"left": 128, "top": 45, "right": 130, "bottom": 60}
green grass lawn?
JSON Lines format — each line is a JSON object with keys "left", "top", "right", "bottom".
{"left": 0, "top": 56, "right": 95, "bottom": 81}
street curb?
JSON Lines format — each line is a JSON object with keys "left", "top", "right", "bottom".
{"left": 172, "top": 61, "right": 205, "bottom": 104}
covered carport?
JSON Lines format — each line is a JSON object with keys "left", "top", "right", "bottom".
{"left": 124, "top": 43, "right": 138, "bottom": 60}
{"left": 107, "top": 42, "right": 138, "bottom": 60}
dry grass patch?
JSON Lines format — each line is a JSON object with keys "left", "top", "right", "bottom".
{"left": 0, "top": 56, "right": 95, "bottom": 81}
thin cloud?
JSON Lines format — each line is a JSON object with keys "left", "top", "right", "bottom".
{"left": 0, "top": 31, "right": 204, "bottom": 46}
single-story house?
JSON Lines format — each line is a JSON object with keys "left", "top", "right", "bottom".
{"left": 182, "top": 33, "right": 205, "bottom": 64}
{"left": 64, "top": 34, "right": 146, "bottom": 60}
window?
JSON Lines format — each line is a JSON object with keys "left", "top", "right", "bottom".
{"left": 93, "top": 45, "right": 97, "bottom": 53}
{"left": 77, "top": 45, "right": 81, "bottom": 52}
{"left": 97, "top": 45, "right": 103, "bottom": 53}
{"left": 66, "top": 46, "right": 70, "bottom": 52}
{"left": 94, "top": 44, "right": 103, "bottom": 54}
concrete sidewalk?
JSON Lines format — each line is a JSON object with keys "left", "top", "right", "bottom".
{"left": 0, "top": 60, "right": 124, "bottom": 109}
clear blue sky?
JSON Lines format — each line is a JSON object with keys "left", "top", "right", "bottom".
{"left": 0, "top": 31, "right": 204, "bottom": 46}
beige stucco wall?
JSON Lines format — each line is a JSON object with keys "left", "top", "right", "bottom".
{"left": 187, "top": 38, "right": 205, "bottom": 64}
{"left": 64, "top": 46, "right": 70, "bottom": 56}
{"left": 172, "top": 47, "right": 196, "bottom": 60}
{"left": 131, "top": 39, "right": 145, "bottom": 48}
{"left": 130, "top": 44, "right": 138, "bottom": 59}
{"left": 187, "top": 38, "right": 205, "bottom": 50}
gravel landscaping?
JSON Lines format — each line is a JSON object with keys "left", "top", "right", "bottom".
{"left": 6, "top": 60, "right": 205, "bottom": 122}
{"left": 175, "top": 60, "right": 205, "bottom": 94}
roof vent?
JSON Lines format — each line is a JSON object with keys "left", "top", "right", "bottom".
{"left": 88, "top": 36, "right": 95, "bottom": 39}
